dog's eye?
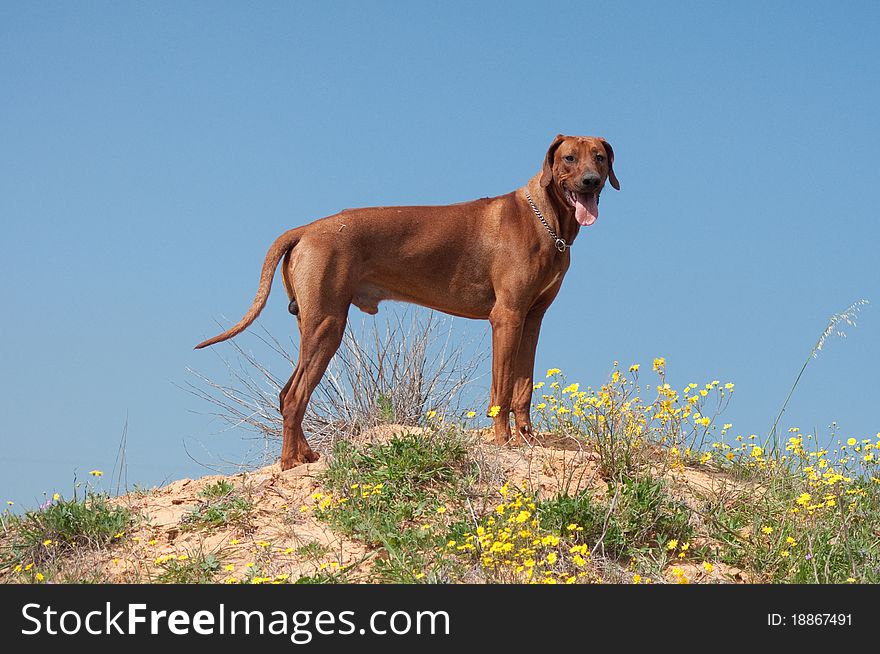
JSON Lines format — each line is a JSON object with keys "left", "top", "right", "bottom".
{"left": 563, "top": 155, "right": 576, "bottom": 163}
{"left": 595, "top": 154, "right": 605, "bottom": 163}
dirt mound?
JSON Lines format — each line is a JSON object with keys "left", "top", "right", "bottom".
{"left": 103, "top": 459, "right": 370, "bottom": 583}
{"left": 5, "top": 425, "right": 757, "bottom": 584}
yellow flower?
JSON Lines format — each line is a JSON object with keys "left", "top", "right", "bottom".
{"left": 42, "top": 539, "right": 53, "bottom": 546}
{"left": 533, "top": 381, "right": 545, "bottom": 389}
{"left": 546, "top": 368, "right": 561, "bottom": 377}
{"left": 632, "top": 574, "right": 642, "bottom": 584}
{"left": 35, "top": 573, "right": 45, "bottom": 582}
{"left": 702, "top": 561, "right": 714, "bottom": 573}
{"left": 796, "top": 493, "right": 811, "bottom": 506}
{"left": 666, "top": 539, "right": 678, "bottom": 551}
{"left": 436, "top": 506, "right": 447, "bottom": 514}
{"left": 425, "top": 410, "right": 437, "bottom": 419}
{"left": 466, "top": 411, "right": 477, "bottom": 419}
{"left": 488, "top": 405, "right": 501, "bottom": 417}
{"left": 224, "top": 564, "right": 234, "bottom": 571}
{"left": 847, "top": 438, "right": 857, "bottom": 446}
{"left": 652, "top": 357, "right": 666, "bottom": 372}
{"left": 780, "top": 550, "right": 790, "bottom": 557}
{"left": 89, "top": 470, "right": 103, "bottom": 477}
{"left": 761, "top": 525, "right": 774, "bottom": 535}
{"left": 629, "top": 363, "right": 640, "bottom": 373}
{"left": 52, "top": 493, "right": 60, "bottom": 501}
{"left": 751, "top": 446, "right": 764, "bottom": 458}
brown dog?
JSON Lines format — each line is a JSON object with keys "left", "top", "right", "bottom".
{"left": 195, "top": 134, "right": 619, "bottom": 470}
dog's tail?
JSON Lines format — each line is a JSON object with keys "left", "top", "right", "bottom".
{"left": 194, "top": 228, "right": 303, "bottom": 350}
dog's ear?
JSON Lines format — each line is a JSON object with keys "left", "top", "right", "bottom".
{"left": 600, "top": 138, "right": 620, "bottom": 190}
{"left": 540, "top": 134, "right": 567, "bottom": 188}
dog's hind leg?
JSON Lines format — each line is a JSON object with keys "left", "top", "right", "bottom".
{"left": 278, "top": 248, "right": 298, "bottom": 414}
{"left": 279, "top": 374, "right": 293, "bottom": 416}
{"left": 279, "top": 247, "right": 354, "bottom": 469}
{"left": 279, "top": 307, "right": 348, "bottom": 469}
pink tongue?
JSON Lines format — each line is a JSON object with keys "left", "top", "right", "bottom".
{"left": 575, "top": 193, "right": 599, "bottom": 226}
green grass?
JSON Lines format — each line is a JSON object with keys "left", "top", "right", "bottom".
{"left": 538, "top": 477, "right": 694, "bottom": 559}
{"left": 295, "top": 541, "right": 331, "bottom": 561}
{"left": 317, "top": 429, "right": 476, "bottom": 581}
{"left": 199, "top": 479, "right": 235, "bottom": 499}
{"left": 323, "top": 430, "right": 473, "bottom": 505}
{"left": 700, "top": 474, "right": 880, "bottom": 583}
{"left": 181, "top": 482, "right": 253, "bottom": 531}
{"left": 538, "top": 491, "right": 605, "bottom": 541}
{"left": 294, "top": 570, "right": 344, "bottom": 584}
{"left": 155, "top": 549, "right": 221, "bottom": 584}
{"left": 7, "top": 493, "right": 134, "bottom": 565}
{"left": 601, "top": 476, "right": 695, "bottom": 559}
{"left": 375, "top": 392, "right": 396, "bottom": 423}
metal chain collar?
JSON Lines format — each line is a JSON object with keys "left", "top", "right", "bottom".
{"left": 524, "top": 189, "right": 569, "bottom": 253}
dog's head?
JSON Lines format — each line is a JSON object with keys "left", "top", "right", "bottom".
{"left": 540, "top": 134, "right": 620, "bottom": 226}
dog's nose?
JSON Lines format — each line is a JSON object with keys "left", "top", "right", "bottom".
{"left": 581, "top": 174, "right": 601, "bottom": 190}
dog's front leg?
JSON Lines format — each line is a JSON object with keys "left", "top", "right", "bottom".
{"left": 510, "top": 308, "right": 547, "bottom": 444}
{"left": 488, "top": 306, "right": 526, "bottom": 445}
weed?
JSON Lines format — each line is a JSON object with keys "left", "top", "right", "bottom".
{"left": 295, "top": 541, "right": 330, "bottom": 561}
{"left": 9, "top": 493, "right": 134, "bottom": 565}
{"left": 182, "top": 483, "right": 253, "bottom": 531}
{"left": 199, "top": 480, "right": 235, "bottom": 499}
{"left": 155, "top": 549, "right": 221, "bottom": 583}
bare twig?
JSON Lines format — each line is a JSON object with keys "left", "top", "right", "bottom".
{"left": 185, "top": 307, "right": 488, "bottom": 469}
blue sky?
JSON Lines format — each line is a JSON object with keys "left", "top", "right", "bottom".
{"left": 1, "top": 1, "right": 878, "bottom": 505}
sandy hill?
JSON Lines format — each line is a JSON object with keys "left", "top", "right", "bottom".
{"left": 3, "top": 424, "right": 758, "bottom": 585}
